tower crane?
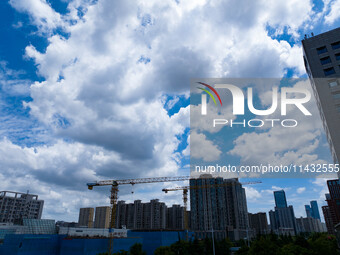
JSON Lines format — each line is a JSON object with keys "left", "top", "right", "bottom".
{"left": 87, "top": 176, "right": 190, "bottom": 254}
{"left": 162, "top": 180, "right": 262, "bottom": 240}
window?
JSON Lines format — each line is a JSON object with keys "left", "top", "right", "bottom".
{"left": 333, "top": 93, "right": 340, "bottom": 99}
{"left": 332, "top": 41, "right": 340, "bottom": 50}
{"left": 317, "top": 46, "right": 328, "bottom": 54}
{"left": 336, "top": 105, "right": 340, "bottom": 113}
{"left": 320, "top": 56, "right": 331, "bottom": 65}
{"left": 324, "top": 67, "right": 335, "bottom": 76}
{"left": 329, "top": 80, "right": 339, "bottom": 87}
{"left": 334, "top": 53, "right": 340, "bottom": 61}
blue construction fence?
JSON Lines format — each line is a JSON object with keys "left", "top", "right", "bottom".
{"left": 0, "top": 230, "right": 192, "bottom": 255}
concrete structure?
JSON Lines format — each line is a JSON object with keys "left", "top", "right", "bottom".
{"left": 166, "top": 205, "right": 184, "bottom": 230}
{"left": 78, "top": 208, "right": 94, "bottom": 228}
{"left": 324, "top": 179, "right": 340, "bottom": 233}
{"left": 0, "top": 191, "right": 44, "bottom": 224}
{"left": 94, "top": 206, "right": 110, "bottom": 229}
{"left": 302, "top": 27, "right": 340, "bottom": 164}
{"left": 248, "top": 212, "right": 269, "bottom": 235}
{"left": 269, "top": 190, "right": 298, "bottom": 235}
{"left": 322, "top": 205, "right": 335, "bottom": 234}
{"left": 116, "top": 199, "right": 167, "bottom": 230}
{"left": 190, "top": 174, "right": 249, "bottom": 241}
{"left": 296, "top": 217, "right": 326, "bottom": 233}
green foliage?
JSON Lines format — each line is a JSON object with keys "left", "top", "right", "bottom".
{"left": 153, "top": 238, "right": 232, "bottom": 255}
{"left": 235, "top": 232, "right": 340, "bottom": 255}
{"left": 129, "top": 243, "right": 147, "bottom": 255}
{"left": 248, "top": 236, "right": 279, "bottom": 255}
{"left": 97, "top": 243, "right": 146, "bottom": 255}
{"left": 154, "top": 246, "right": 175, "bottom": 255}
{"left": 308, "top": 233, "right": 339, "bottom": 255}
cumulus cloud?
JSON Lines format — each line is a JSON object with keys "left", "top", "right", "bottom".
{"left": 190, "top": 131, "right": 221, "bottom": 162}
{"left": 9, "top": 0, "right": 63, "bottom": 34}
{"left": 297, "top": 187, "right": 306, "bottom": 194}
{"left": 3, "top": 0, "right": 331, "bottom": 220}
{"left": 324, "top": 0, "right": 340, "bottom": 25}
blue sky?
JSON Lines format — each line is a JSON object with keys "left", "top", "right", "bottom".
{"left": 0, "top": 0, "right": 340, "bottom": 222}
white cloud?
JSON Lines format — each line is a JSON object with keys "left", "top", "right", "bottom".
{"left": 190, "top": 131, "right": 221, "bottom": 161}
{"left": 245, "top": 186, "right": 262, "bottom": 201}
{"left": 324, "top": 0, "right": 340, "bottom": 25}
{"left": 297, "top": 187, "right": 306, "bottom": 194}
{"left": 9, "top": 0, "right": 63, "bottom": 34}
{"left": 4, "top": 0, "right": 327, "bottom": 220}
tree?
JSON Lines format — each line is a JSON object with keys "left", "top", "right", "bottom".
{"left": 154, "top": 246, "right": 175, "bottom": 255}
{"left": 129, "top": 243, "right": 146, "bottom": 255}
{"left": 308, "top": 233, "right": 339, "bottom": 255}
{"left": 248, "top": 236, "right": 279, "bottom": 255}
{"left": 215, "top": 238, "right": 232, "bottom": 255}
{"left": 278, "top": 243, "right": 310, "bottom": 255}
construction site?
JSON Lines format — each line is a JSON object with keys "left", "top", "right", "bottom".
{"left": 0, "top": 174, "right": 260, "bottom": 255}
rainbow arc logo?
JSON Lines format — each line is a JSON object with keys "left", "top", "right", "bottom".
{"left": 197, "top": 82, "right": 222, "bottom": 106}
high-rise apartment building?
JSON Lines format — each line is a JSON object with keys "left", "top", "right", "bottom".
{"left": 302, "top": 27, "right": 340, "bottom": 164}
{"left": 322, "top": 205, "right": 335, "bottom": 234}
{"left": 324, "top": 179, "right": 340, "bottom": 232}
{"left": 94, "top": 206, "right": 110, "bottom": 229}
{"left": 116, "top": 199, "right": 166, "bottom": 230}
{"left": 269, "top": 190, "right": 298, "bottom": 235}
{"left": 190, "top": 174, "right": 249, "bottom": 241}
{"left": 248, "top": 212, "right": 269, "bottom": 235}
{"left": 166, "top": 205, "right": 184, "bottom": 230}
{"left": 296, "top": 217, "right": 326, "bottom": 233}
{"left": 0, "top": 191, "right": 44, "bottom": 223}
{"left": 78, "top": 207, "right": 94, "bottom": 228}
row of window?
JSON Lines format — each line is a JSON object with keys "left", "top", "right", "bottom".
{"left": 324, "top": 67, "right": 336, "bottom": 76}
{"left": 320, "top": 53, "right": 340, "bottom": 65}
{"left": 317, "top": 41, "right": 340, "bottom": 54}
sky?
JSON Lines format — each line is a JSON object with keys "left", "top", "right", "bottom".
{"left": 0, "top": 0, "right": 340, "bottom": 222}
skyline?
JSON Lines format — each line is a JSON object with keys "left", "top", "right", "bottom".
{"left": 1, "top": 0, "right": 340, "bottom": 223}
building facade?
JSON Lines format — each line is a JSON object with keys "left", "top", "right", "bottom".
{"left": 305, "top": 205, "right": 313, "bottom": 218}
{"left": 305, "top": 201, "right": 321, "bottom": 220}
{"left": 78, "top": 207, "right": 94, "bottom": 228}
{"left": 0, "top": 191, "right": 44, "bottom": 223}
{"left": 269, "top": 190, "right": 298, "bottom": 235}
{"left": 296, "top": 217, "right": 326, "bottom": 233}
{"left": 322, "top": 204, "right": 335, "bottom": 234}
{"left": 274, "top": 190, "right": 288, "bottom": 208}
{"left": 116, "top": 199, "right": 167, "bottom": 230}
{"left": 94, "top": 206, "right": 110, "bottom": 229}
{"left": 302, "top": 27, "right": 340, "bottom": 164}
{"left": 166, "top": 205, "right": 184, "bottom": 230}
{"left": 190, "top": 174, "right": 249, "bottom": 241}
{"left": 248, "top": 212, "right": 268, "bottom": 235}
{"left": 310, "top": 201, "right": 321, "bottom": 220}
